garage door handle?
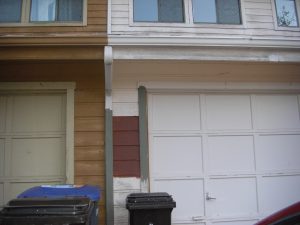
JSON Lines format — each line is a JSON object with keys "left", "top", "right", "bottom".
{"left": 206, "top": 192, "right": 216, "bottom": 200}
{"left": 192, "top": 216, "right": 204, "bottom": 221}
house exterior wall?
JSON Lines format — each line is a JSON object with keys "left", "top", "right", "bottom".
{"left": 0, "top": 61, "right": 105, "bottom": 225}
{"left": 109, "top": 0, "right": 300, "bottom": 47}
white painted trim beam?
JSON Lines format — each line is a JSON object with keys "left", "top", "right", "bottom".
{"left": 0, "top": 82, "right": 76, "bottom": 90}
{"left": 111, "top": 46, "right": 300, "bottom": 63}
{"left": 108, "top": 36, "right": 300, "bottom": 49}
{"left": 139, "top": 81, "right": 300, "bottom": 92}
{"left": 105, "top": 46, "right": 113, "bottom": 110}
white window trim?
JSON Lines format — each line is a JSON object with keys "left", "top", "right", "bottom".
{"left": 129, "top": 0, "right": 246, "bottom": 28}
{"left": 0, "top": 0, "right": 87, "bottom": 27}
{"left": 0, "top": 82, "right": 75, "bottom": 184}
{"left": 271, "top": 0, "right": 300, "bottom": 31}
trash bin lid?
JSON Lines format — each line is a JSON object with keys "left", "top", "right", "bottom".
{"left": 126, "top": 192, "right": 176, "bottom": 210}
{"left": 18, "top": 185, "right": 101, "bottom": 201}
{"left": 0, "top": 198, "right": 91, "bottom": 225}
{"left": 2, "top": 197, "right": 91, "bottom": 216}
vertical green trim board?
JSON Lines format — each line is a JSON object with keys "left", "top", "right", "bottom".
{"left": 138, "top": 86, "right": 150, "bottom": 191}
{"left": 105, "top": 108, "right": 114, "bottom": 225}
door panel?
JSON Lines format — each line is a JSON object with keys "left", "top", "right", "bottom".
{"left": 152, "top": 95, "right": 200, "bottom": 131}
{"left": 0, "top": 139, "right": 4, "bottom": 177}
{"left": 260, "top": 175, "right": 300, "bottom": 214}
{"left": 152, "top": 136, "right": 203, "bottom": 177}
{"left": 254, "top": 95, "right": 300, "bottom": 129}
{"left": 207, "top": 178, "right": 258, "bottom": 218}
{"left": 0, "top": 183, "right": 3, "bottom": 206}
{"left": 205, "top": 95, "right": 252, "bottom": 130}
{"left": 212, "top": 221, "right": 257, "bottom": 225}
{"left": 152, "top": 179, "right": 205, "bottom": 221}
{"left": 11, "top": 137, "right": 65, "bottom": 177}
{"left": 207, "top": 135, "right": 255, "bottom": 174}
{"left": 10, "top": 181, "right": 61, "bottom": 199}
{"left": 256, "top": 135, "right": 300, "bottom": 171}
{"left": 0, "top": 97, "right": 5, "bottom": 132}
{"left": 12, "top": 95, "right": 65, "bottom": 132}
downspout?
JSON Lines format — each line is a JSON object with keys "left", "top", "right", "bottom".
{"left": 104, "top": 45, "right": 114, "bottom": 225}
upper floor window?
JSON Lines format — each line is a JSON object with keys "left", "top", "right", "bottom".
{"left": 133, "top": 0, "right": 184, "bottom": 22}
{"left": 192, "top": 0, "right": 242, "bottom": 24}
{"left": 30, "top": 0, "right": 83, "bottom": 22}
{"left": 275, "top": 0, "right": 299, "bottom": 27}
{"left": 0, "top": 0, "right": 22, "bottom": 23}
{"left": 0, "top": 0, "right": 85, "bottom": 25}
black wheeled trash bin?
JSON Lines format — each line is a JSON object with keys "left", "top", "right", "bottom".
{"left": 0, "top": 185, "right": 101, "bottom": 225}
{"left": 126, "top": 192, "right": 176, "bottom": 225}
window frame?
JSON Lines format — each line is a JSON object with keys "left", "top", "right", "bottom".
{"left": 191, "top": 0, "right": 242, "bottom": 25}
{"left": 0, "top": 0, "right": 87, "bottom": 27}
{"left": 132, "top": 0, "right": 186, "bottom": 23}
{"left": 271, "top": 0, "right": 300, "bottom": 31}
{"left": 129, "top": 0, "right": 246, "bottom": 28}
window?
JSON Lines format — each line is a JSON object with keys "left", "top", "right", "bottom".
{"left": 0, "top": 0, "right": 22, "bottom": 23}
{"left": 133, "top": 0, "right": 184, "bottom": 22}
{"left": 0, "top": 0, "right": 85, "bottom": 25}
{"left": 275, "top": 0, "right": 299, "bottom": 27}
{"left": 192, "top": 0, "right": 242, "bottom": 24}
{"left": 31, "top": 0, "right": 83, "bottom": 22}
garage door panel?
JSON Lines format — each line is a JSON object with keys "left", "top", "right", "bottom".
{"left": 205, "top": 95, "right": 252, "bottom": 130}
{"left": 208, "top": 136, "right": 255, "bottom": 174}
{"left": 152, "top": 95, "right": 200, "bottom": 131}
{"left": 152, "top": 179, "right": 205, "bottom": 221}
{"left": 11, "top": 138, "right": 65, "bottom": 177}
{"left": 0, "top": 139, "right": 4, "bottom": 177}
{"left": 152, "top": 136, "right": 203, "bottom": 177}
{"left": 9, "top": 181, "right": 61, "bottom": 199}
{"left": 257, "top": 135, "right": 300, "bottom": 172}
{"left": 0, "top": 97, "right": 6, "bottom": 132}
{"left": 254, "top": 95, "right": 300, "bottom": 129}
{"left": 260, "top": 175, "right": 300, "bottom": 215}
{"left": 12, "top": 95, "right": 65, "bottom": 133}
{"left": 207, "top": 178, "right": 257, "bottom": 218}
{"left": 212, "top": 220, "right": 257, "bottom": 225}
{"left": 0, "top": 183, "right": 3, "bottom": 206}
{"left": 149, "top": 92, "right": 300, "bottom": 224}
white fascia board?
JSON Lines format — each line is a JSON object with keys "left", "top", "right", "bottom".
{"left": 108, "top": 35, "right": 300, "bottom": 49}
{"left": 111, "top": 45, "right": 300, "bottom": 63}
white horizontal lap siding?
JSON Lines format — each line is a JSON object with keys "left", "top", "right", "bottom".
{"left": 111, "top": 0, "right": 129, "bottom": 30}
{"left": 110, "top": 0, "right": 300, "bottom": 43}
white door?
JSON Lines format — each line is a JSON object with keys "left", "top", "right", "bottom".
{"left": 149, "top": 93, "right": 300, "bottom": 225}
{"left": 0, "top": 93, "right": 67, "bottom": 207}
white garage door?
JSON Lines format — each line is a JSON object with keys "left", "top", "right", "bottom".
{"left": 0, "top": 93, "right": 66, "bottom": 207}
{"left": 149, "top": 93, "right": 300, "bottom": 225}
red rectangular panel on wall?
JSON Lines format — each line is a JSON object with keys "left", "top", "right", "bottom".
{"left": 113, "top": 116, "right": 140, "bottom": 177}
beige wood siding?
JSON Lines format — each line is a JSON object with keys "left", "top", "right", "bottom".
{"left": 110, "top": 0, "right": 300, "bottom": 42}
{"left": 0, "top": 61, "right": 105, "bottom": 225}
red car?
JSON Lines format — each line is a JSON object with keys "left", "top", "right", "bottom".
{"left": 255, "top": 202, "right": 300, "bottom": 225}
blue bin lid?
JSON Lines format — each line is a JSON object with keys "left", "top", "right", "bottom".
{"left": 17, "top": 185, "right": 101, "bottom": 201}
